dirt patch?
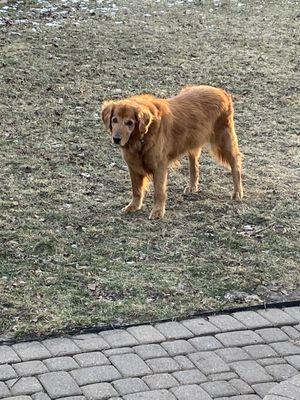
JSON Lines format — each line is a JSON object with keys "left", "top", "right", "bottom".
{"left": 0, "top": 0, "right": 299, "bottom": 339}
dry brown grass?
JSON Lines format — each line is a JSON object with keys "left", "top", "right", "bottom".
{"left": 0, "top": 0, "right": 299, "bottom": 339}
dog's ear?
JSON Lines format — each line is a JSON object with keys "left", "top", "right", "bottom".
{"left": 138, "top": 109, "right": 153, "bottom": 135}
{"left": 101, "top": 101, "right": 115, "bottom": 131}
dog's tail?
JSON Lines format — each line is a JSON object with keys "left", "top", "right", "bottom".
{"left": 208, "top": 91, "right": 243, "bottom": 170}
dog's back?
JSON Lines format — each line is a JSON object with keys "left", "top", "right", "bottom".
{"left": 164, "top": 85, "right": 233, "bottom": 157}
{"left": 171, "top": 85, "right": 233, "bottom": 120}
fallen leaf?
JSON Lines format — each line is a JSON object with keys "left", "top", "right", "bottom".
{"left": 87, "top": 283, "right": 96, "bottom": 291}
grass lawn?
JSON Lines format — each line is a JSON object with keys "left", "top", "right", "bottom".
{"left": 0, "top": 0, "right": 299, "bottom": 340}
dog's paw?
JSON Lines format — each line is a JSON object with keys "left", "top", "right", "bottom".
{"left": 232, "top": 190, "right": 243, "bottom": 201}
{"left": 184, "top": 185, "right": 198, "bottom": 194}
{"left": 149, "top": 208, "right": 165, "bottom": 220}
{"left": 122, "top": 203, "right": 141, "bottom": 213}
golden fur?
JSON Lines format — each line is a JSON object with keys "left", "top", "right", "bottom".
{"left": 101, "top": 85, "right": 243, "bottom": 219}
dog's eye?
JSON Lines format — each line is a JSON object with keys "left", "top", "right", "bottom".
{"left": 112, "top": 117, "right": 118, "bottom": 123}
{"left": 125, "top": 120, "right": 133, "bottom": 126}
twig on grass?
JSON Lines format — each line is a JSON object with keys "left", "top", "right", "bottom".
{"left": 249, "top": 222, "right": 277, "bottom": 237}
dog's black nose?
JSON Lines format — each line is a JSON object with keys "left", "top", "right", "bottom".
{"left": 113, "top": 136, "right": 121, "bottom": 144}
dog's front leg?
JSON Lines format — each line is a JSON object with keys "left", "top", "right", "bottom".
{"left": 149, "top": 166, "right": 168, "bottom": 220}
{"left": 122, "top": 168, "right": 147, "bottom": 213}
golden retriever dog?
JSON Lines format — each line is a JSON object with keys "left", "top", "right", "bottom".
{"left": 101, "top": 85, "right": 243, "bottom": 219}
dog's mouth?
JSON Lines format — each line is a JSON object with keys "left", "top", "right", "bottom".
{"left": 112, "top": 140, "right": 125, "bottom": 148}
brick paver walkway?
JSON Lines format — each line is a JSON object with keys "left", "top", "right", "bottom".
{"left": 1, "top": 306, "right": 300, "bottom": 399}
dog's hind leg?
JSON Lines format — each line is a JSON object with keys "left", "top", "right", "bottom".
{"left": 210, "top": 115, "right": 243, "bottom": 200}
{"left": 228, "top": 150, "right": 243, "bottom": 201}
{"left": 184, "top": 147, "right": 202, "bottom": 193}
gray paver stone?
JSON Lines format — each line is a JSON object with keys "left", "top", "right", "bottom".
{"left": 113, "top": 378, "right": 149, "bottom": 395}
{"left": 58, "top": 397, "right": 85, "bottom": 400}
{"left": 143, "top": 373, "right": 178, "bottom": 389}
{"left": 173, "top": 355, "right": 195, "bottom": 370}
{"left": 243, "top": 344, "right": 277, "bottom": 359}
{"left": 233, "top": 311, "right": 272, "bottom": 329}
{"left": 44, "top": 356, "right": 79, "bottom": 371}
{"left": 124, "top": 389, "right": 176, "bottom": 399}
{"left": 268, "top": 381, "right": 300, "bottom": 400}
{"left": 0, "top": 364, "right": 17, "bottom": 380}
{"left": 257, "top": 309, "right": 297, "bottom": 326}
{"left": 38, "top": 371, "right": 82, "bottom": 398}
{"left": 201, "top": 380, "right": 238, "bottom": 397}
{"left": 42, "top": 338, "right": 80, "bottom": 357}
{"left": 161, "top": 340, "right": 196, "bottom": 356}
{"left": 101, "top": 330, "right": 138, "bottom": 348}
{"left": 73, "top": 334, "right": 110, "bottom": 352}
{"left": 172, "top": 369, "right": 207, "bottom": 384}
{"left": 74, "top": 352, "right": 109, "bottom": 367}
{"left": 71, "top": 365, "right": 121, "bottom": 385}
{"left": 104, "top": 347, "right": 134, "bottom": 357}
{"left": 188, "top": 351, "right": 230, "bottom": 374}
{"left": 188, "top": 336, "right": 223, "bottom": 351}
{"left": 32, "top": 393, "right": 51, "bottom": 400}
{"left": 283, "top": 306, "right": 300, "bottom": 322}
{"left": 226, "top": 396, "right": 261, "bottom": 400}
{"left": 13, "top": 360, "right": 48, "bottom": 376}
{"left": 281, "top": 326, "right": 300, "bottom": 340}
{"left": 1, "top": 397, "right": 31, "bottom": 400}
{"left": 216, "top": 331, "right": 264, "bottom": 347}
{"left": 255, "top": 328, "right": 289, "bottom": 343}
{"left": 133, "top": 344, "right": 168, "bottom": 360}
{"left": 146, "top": 357, "right": 180, "bottom": 374}
{"left": 270, "top": 341, "right": 300, "bottom": 356}
{"left": 216, "top": 347, "right": 250, "bottom": 363}
{"left": 0, "top": 346, "right": 20, "bottom": 364}
{"left": 12, "top": 342, "right": 50, "bottom": 362}
{"left": 181, "top": 318, "right": 220, "bottom": 336}
{"left": 208, "top": 315, "right": 246, "bottom": 332}
{"left": 285, "top": 374, "right": 300, "bottom": 386}
{"left": 209, "top": 372, "right": 238, "bottom": 381}
{"left": 154, "top": 322, "right": 193, "bottom": 340}
{"left": 257, "top": 357, "right": 286, "bottom": 367}
{"left": 171, "top": 384, "right": 213, "bottom": 400}
{"left": 285, "top": 355, "right": 300, "bottom": 369}
{"left": 81, "top": 383, "right": 118, "bottom": 400}
{"left": 0, "top": 382, "right": 10, "bottom": 399}
{"left": 127, "top": 326, "right": 165, "bottom": 344}
{"left": 7, "top": 377, "right": 43, "bottom": 395}
{"left": 251, "top": 382, "right": 277, "bottom": 397}
{"left": 230, "top": 379, "right": 254, "bottom": 395}
{"left": 265, "top": 364, "right": 298, "bottom": 381}
{"left": 110, "top": 354, "right": 151, "bottom": 377}
{"left": 229, "top": 360, "right": 273, "bottom": 384}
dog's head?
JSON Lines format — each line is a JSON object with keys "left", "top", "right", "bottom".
{"left": 101, "top": 99, "right": 155, "bottom": 147}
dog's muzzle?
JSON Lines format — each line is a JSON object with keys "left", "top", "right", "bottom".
{"left": 113, "top": 134, "right": 121, "bottom": 145}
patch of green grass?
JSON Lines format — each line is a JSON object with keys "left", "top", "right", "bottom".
{"left": 0, "top": 0, "right": 299, "bottom": 339}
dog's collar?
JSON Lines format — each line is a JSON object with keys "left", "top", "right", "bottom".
{"left": 140, "top": 138, "right": 145, "bottom": 145}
